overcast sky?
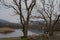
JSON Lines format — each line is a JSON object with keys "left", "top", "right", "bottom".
{"left": 0, "top": 3, "right": 20, "bottom": 23}
{"left": 0, "top": 0, "right": 60, "bottom": 23}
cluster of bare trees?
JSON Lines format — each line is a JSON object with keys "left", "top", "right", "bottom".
{"left": 1, "top": 0, "right": 60, "bottom": 39}
{"left": 33, "top": 0, "right": 60, "bottom": 36}
{"left": 1, "top": 0, "right": 36, "bottom": 38}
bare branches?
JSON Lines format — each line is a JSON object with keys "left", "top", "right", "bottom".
{"left": 13, "top": 0, "right": 18, "bottom": 6}
{"left": 36, "top": 0, "right": 57, "bottom": 20}
{"left": 35, "top": 0, "right": 59, "bottom": 34}
{"left": 25, "top": 0, "right": 28, "bottom": 10}
{"left": 24, "top": 0, "right": 36, "bottom": 22}
{"left": 19, "top": 0, "right": 25, "bottom": 25}
{"left": 2, "top": 0, "right": 36, "bottom": 25}
{"left": 29, "top": 0, "right": 36, "bottom": 13}
{"left": 2, "top": 0, "right": 36, "bottom": 38}
{"left": 52, "top": 15, "right": 60, "bottom": 28}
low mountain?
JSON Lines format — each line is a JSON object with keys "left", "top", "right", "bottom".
{"left": 0, "top": 19, "right": 10, "bottom": 26}
{"left": 0, "top": 19, "right": 10, "bottom": 23}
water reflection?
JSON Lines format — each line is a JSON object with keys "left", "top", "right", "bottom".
{"left": 0, "top": 29, "right": 43, "bottom": 38}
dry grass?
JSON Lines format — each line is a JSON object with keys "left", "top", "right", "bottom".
{"left": 0, "top": 27, "right": 14, "bottom": 33}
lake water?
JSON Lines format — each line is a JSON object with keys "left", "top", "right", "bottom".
{"left": 0, "top": 29, "right": 43, "bottom": 38}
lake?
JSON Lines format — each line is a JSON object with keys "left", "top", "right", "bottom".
{"left": 0, "top": 29, "right": 44, "bottom": 38}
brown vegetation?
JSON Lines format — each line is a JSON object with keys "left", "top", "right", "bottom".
{"left": 0, "top": 27, "right": 14, "bottom": 33}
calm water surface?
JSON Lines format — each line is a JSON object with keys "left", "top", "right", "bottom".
{"left": 0, "top": 29, "right": 43, "bottom": 38}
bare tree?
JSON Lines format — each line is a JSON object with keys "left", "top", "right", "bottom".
{"left": 1, "top": 0, "right": 36, "bottom": 38}
{"left": 32, "top": 0, "right": 60, "bottom": 36}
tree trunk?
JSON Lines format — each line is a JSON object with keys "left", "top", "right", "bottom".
{"left": 22, "top": 23, "right": 28, "bottom": 39}
{"left": 49, "top": 26, "right": 54, "bottom": 36}
{"left": 49, "top": 30, "right": 53, "bottom": 36}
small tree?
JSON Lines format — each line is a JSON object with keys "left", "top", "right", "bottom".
{"left": 1, "top": 0, "right": 36, "bottom": 38}
{"left": 32, "top": 0, "right": 60, "bottom": 36}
